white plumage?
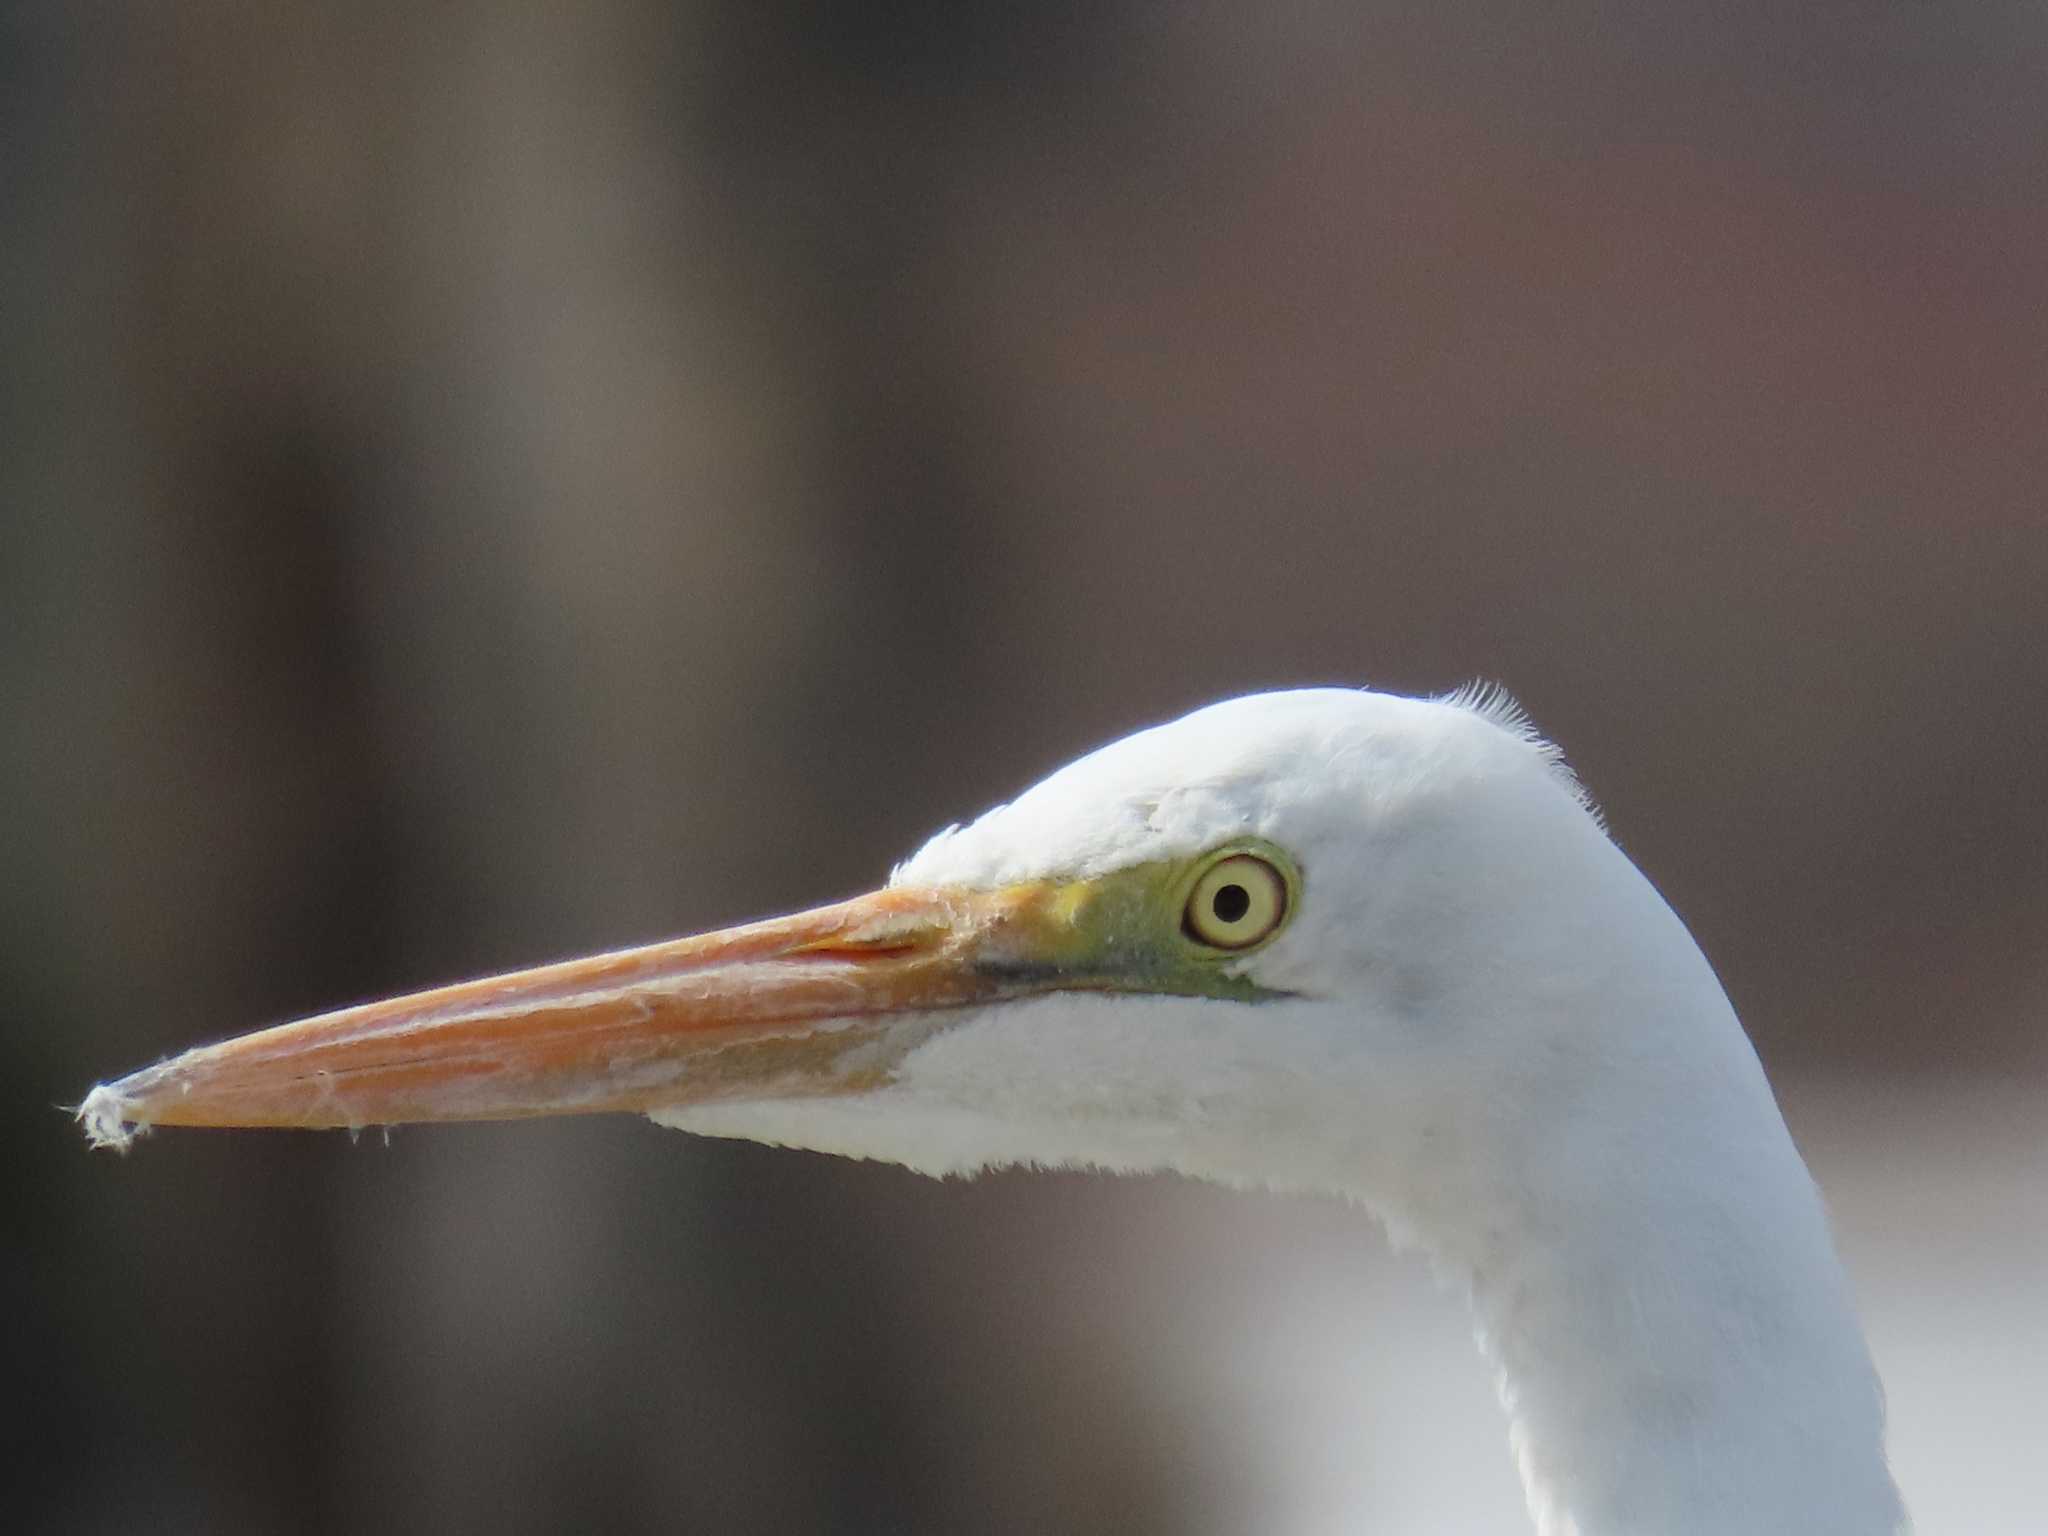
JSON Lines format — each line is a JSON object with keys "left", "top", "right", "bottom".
{"left": 82, "top": 687, "right": 1905, "bottom": 1533}
{"left": 673, "top": 690, "right": 1902, "bottom": 1532}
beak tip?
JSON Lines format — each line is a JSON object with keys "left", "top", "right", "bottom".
{"left": 78, "top": 1080, "right": 149, "bottom": 1152}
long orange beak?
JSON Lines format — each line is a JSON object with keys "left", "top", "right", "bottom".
{"left": 79, "top": 883, "right": 1057, "bottom": 1149}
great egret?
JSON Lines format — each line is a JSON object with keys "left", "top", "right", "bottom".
{"left": 80, "top": 687, "right": 1904, "bottom": 1534}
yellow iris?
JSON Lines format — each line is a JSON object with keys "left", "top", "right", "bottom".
{"left": 1183, "top": 853, "right": 1288, "bottom": 950}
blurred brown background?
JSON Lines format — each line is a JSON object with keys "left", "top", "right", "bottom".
{"left": 8, "top": 5, "right": 2045, "bottom": 1532}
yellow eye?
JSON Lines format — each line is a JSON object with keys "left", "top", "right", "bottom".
{"left": 1183, "top": 854, "right": 1288, "bottom": 950}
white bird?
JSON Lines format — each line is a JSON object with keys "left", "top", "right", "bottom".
{"left": 80, "top": 687, "right": 1904, "bottom": 1534}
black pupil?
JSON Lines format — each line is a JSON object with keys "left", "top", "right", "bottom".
{"left": 1210, "top": 883, "right": 1252, "bottom": 924}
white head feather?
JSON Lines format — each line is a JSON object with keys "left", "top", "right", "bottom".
{"left": 667, "top": 688, "right": 1905, "bottom": 1535}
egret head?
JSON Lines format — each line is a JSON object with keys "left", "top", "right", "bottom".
{"left": 670, "top": 687, "right": 1641, "bottom": 1206}
{"left": 80, "top": 687, "right": 1677, "bottom": 1223}
{"left": 79, "top": 686, "right": 1903, "bottom": 1536}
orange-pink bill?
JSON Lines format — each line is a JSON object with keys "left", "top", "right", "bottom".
{"left": 78, "top": 883, "right": 1057, "bottom": 1149}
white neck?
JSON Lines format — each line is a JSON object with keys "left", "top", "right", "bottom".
{"left": 1415, "top": 1000, "right": 1905, "bottom": 1535}
{"left": 1315, "top": 781, "right": 1915, "bottom": 1535}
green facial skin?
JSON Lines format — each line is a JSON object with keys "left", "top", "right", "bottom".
{"left": 975, "top": 840, "right": 1303, "bottom": 1004}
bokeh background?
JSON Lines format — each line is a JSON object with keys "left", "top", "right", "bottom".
{"left": 9, "top": 5, "right": 2045, "bottom": 1532}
